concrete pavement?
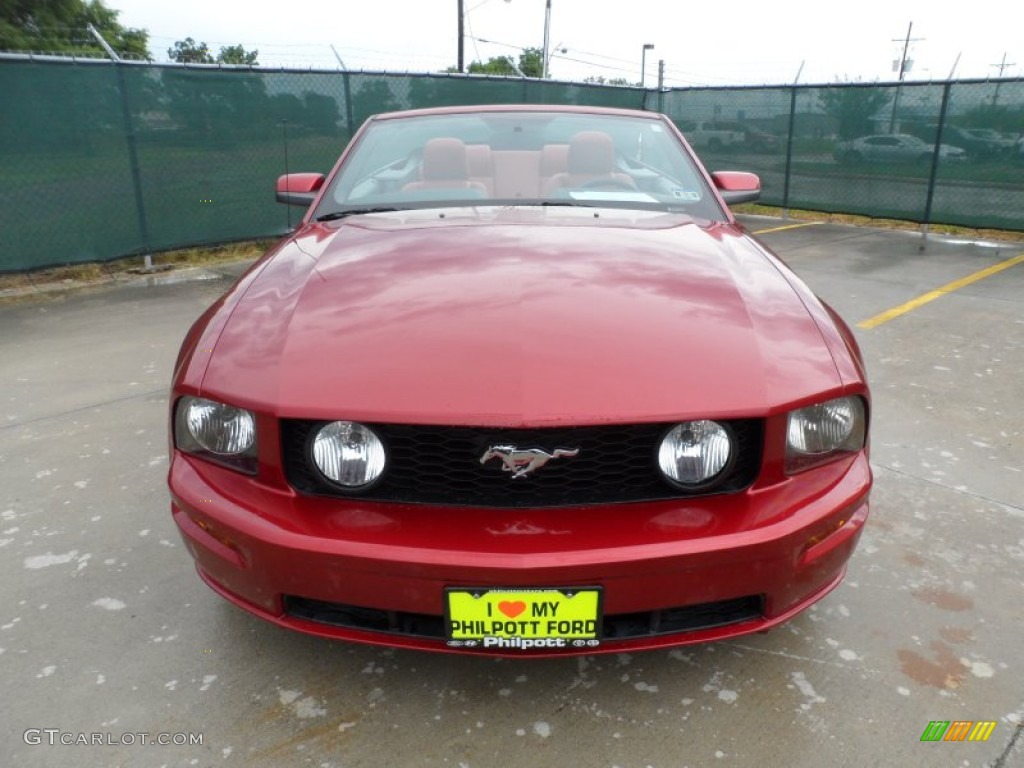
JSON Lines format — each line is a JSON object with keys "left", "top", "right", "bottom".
{"left": 1, "top": 218, "right": 1021, "bottom": 767}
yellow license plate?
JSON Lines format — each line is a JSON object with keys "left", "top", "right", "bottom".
{"left": 445, "top": 588, "right": 602, "bottom": 650}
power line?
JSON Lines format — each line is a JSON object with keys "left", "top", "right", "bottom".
{"left": 891, "top": 21, "right": 924, "bottom": 80}
{"left": 990, "top": 52, "right": 1016, "bottom": 77}
{"left": 468, "top": 34, "right": 805, "bottom": 86}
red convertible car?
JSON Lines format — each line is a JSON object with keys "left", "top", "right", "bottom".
{"left": 168, "top": 105, "right": 871, "bottom": 656}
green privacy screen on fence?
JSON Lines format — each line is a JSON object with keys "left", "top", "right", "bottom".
{"left": 658, "top": 81, "right": 1024, "bottom": 229}
{"left": 0, "top": 57, "right": 1021, "bottom": 272}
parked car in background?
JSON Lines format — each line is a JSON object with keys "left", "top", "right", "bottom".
{"left": 169, "top": 104, "right": 872, "bottom": 657}
{"left": 707, "top": 120, "right": 780, "bottom": 152}
{"left": 834, "top": 133, "right": 967, "bottom": 165}
{"left": 941, "top": 127, "right": 1016, "bottom": 159}
{"left": 677, "top": 120, "right": 744, "bottom": 150}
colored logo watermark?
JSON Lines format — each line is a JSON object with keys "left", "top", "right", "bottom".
{"left": 921, "top": 721, "right": 997, "bottom": 742}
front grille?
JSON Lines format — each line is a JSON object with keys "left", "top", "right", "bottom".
{"left": 286, "top": 598, "right": 446, "bottom": 639}
{"left": 284, "top": 594, "right": 764, "bottom": 642}
{"left": 281, "top": 420, "right": 762, "bottom": 508}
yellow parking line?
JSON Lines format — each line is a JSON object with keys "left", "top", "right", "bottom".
{"left": 858, "top": 253, "right": 1024, "bottom": 330}
{"left": 752, "top": 221, "right": 823, "bottom": 235}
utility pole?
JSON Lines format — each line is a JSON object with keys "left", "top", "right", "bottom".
{"left": 892, "top": 21, "right": 919, "bottom": 81}
{"left": 888, "top": 21, "right": 924, "bottom": 133}
{"left": 991, "top": 52, "right": 1015, "bottom": 78}
{"left": 657, "top": 60, "right": 665, "bottom": 113}
{"left": 457, "top": 0, "right": 465, "bottom": 73}
{"left": 541, "top": 0, "right": 552, "bottom": 78}
{"left": 991, "top": 53, "right": 1015, "bottom": 105}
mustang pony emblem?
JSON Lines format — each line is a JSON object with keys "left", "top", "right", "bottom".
{"left": 479, "top": 445, "right": 580, "bottom": 479}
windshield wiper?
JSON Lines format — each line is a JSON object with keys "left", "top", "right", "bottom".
{"left": 316, "top": 207, "right": 405, "bottom": 222}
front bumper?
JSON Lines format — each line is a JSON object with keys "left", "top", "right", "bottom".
{"left": 169, "top": 451, "right": 871, "bottom": 657}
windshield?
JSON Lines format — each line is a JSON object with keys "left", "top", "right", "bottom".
{"left": 314, "top": 111, "right": 725, "bottom": 221}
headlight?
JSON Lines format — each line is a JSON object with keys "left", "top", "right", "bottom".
{"left": 658, "top": 420, "right": 733, "bottom": 487}
{"left": 311, "top": 421, "right": 386, "bottom": 489}
{"left": 174, "top": 396, "right": 257, "bottom": 473}
{"left": 786, "top": 396, "right": 866, "bottom": 473}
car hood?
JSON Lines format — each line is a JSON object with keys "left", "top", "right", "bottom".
{"left": 200, "top": 208, "right": 842, "bottom": 425}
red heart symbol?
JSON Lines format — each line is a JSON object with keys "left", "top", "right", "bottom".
{"left": 498, "top": 600, "right": 526, "bottom": 619}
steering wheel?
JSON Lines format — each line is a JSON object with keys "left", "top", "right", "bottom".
{"left": 577, "top": 177, "right": 637, "bottom": 191}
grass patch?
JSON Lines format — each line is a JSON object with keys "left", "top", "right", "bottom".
{"left": 734, "top": 203, "right": 1024, "bottom": 243}
{"left": 789, "top": 160, "right": 1024, "bottom": 186}
{"left": 5, "top": 207, "right": 1023, "bottom": 305}
{"left": 144, "top": 239, "right": 273, "bottom": 268}
{"left": 0, "top": 238, "right": 273, "bottom": 302}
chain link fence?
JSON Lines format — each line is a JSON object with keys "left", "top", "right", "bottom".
{"left": 655, "top": 80, "right": 1024, "bottom": 231}
{"left": 1, "top": 57, "right": 1021, "bottom": 272}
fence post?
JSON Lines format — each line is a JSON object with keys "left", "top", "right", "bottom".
{"left": 342, "top": 72, "right": 354, "bottom": 141}
{"left": 922, "top": 81, "right": 953, "bottom": 245}
{"left": 280, "top": 119, "right": 292, "bottom": 232}
{"left": 115, "top": 64, "right": 154, "bottom": 269}
{"left": 89, "top": 24, "right": 152, "bottom": 269}
{"left": 781, "top": 85, "right": 798, "bottom": 218}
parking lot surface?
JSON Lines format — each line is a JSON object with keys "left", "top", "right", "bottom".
{"left": 1, "top": 216, "right": 1022, "bottom": 768}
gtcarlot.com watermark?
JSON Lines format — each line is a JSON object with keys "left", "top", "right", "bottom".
{"left": 24, "top": 729, "right": 203, "bottom": 747}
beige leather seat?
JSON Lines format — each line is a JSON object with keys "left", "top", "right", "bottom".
{"left": 542, "top": 131, "right": 635, "bottom": 195}
{"left": 402, "top": 138, "right": 489, "bottom": 196}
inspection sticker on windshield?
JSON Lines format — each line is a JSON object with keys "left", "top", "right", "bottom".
{"left": 445, "top": 588, "right": 602, "bottom": 650}
{"left": 670, "top": 188, "right": 702, "bottom": 201}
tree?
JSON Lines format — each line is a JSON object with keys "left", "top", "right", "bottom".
{"left": 167, "top": 37, "right": 213, "bottom": 64}
{"left": 409, "top": 76, "right": 476, "bottom": 111}
{"left": 466, "top": 56, "right": 520, "bottom": 76}
{"left": 299, "top": 92, "right": 340, "bottom": 134}
{"left": 351, "top": 79, "right": 399, "bottom": 126}
{"left": 959, "top": 103, "right": 1022, "bottom": 133}
{"left": 442, "top": 46, "right": 543, "bottom": 78}
{"left": 168, "top": 39, "right": 258, "bottom": 65}
{"left": 819, "top": 83, "right": 891, "bottom": 139}
{"left": 0, "top": 0, "right": 149, "bottom": 59}
{"left": 217, "top": 44, "right": 258, "bottom": 66}
{"left": 518, "top": 47, "right": 543, "bottom": 78}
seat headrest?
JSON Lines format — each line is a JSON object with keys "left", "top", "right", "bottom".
{"left": 421, "top": 138, "right": 469, "bottom": 181}
{"left": 567, "top": 131, "right": 615, "bottom": 174}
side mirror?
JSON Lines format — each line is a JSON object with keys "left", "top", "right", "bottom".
{"left": 276, "top": 173, "right": 325, "bottom": 207}
{"left": 711, "top": 171, "right": 760, "bottom": 205}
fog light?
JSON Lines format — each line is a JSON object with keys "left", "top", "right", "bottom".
{"left": 658, "top": 420, "right": 733, "bottom": 486}
{"left": 312, "top": 421, "right": 386, "bottom": 488}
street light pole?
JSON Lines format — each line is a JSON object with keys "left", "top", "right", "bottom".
{"left": 641, "top": 43, "right": 654, "bottom": 87}
{"left": 457, "top": 0, "right": 465, "bottom": 72}
{"left": 541, "top": 0, "right": 552, "bottom": 78}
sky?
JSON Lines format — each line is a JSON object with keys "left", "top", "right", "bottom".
{"left": 109, "top": 0, "right": 1023, "bottom": 87}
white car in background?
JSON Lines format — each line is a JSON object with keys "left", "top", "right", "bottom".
{"left": 834, "top": 134, "right": 966, "bottom": 165}
{"left": 677, "top": 120, "right": 744, "bottom": 150}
